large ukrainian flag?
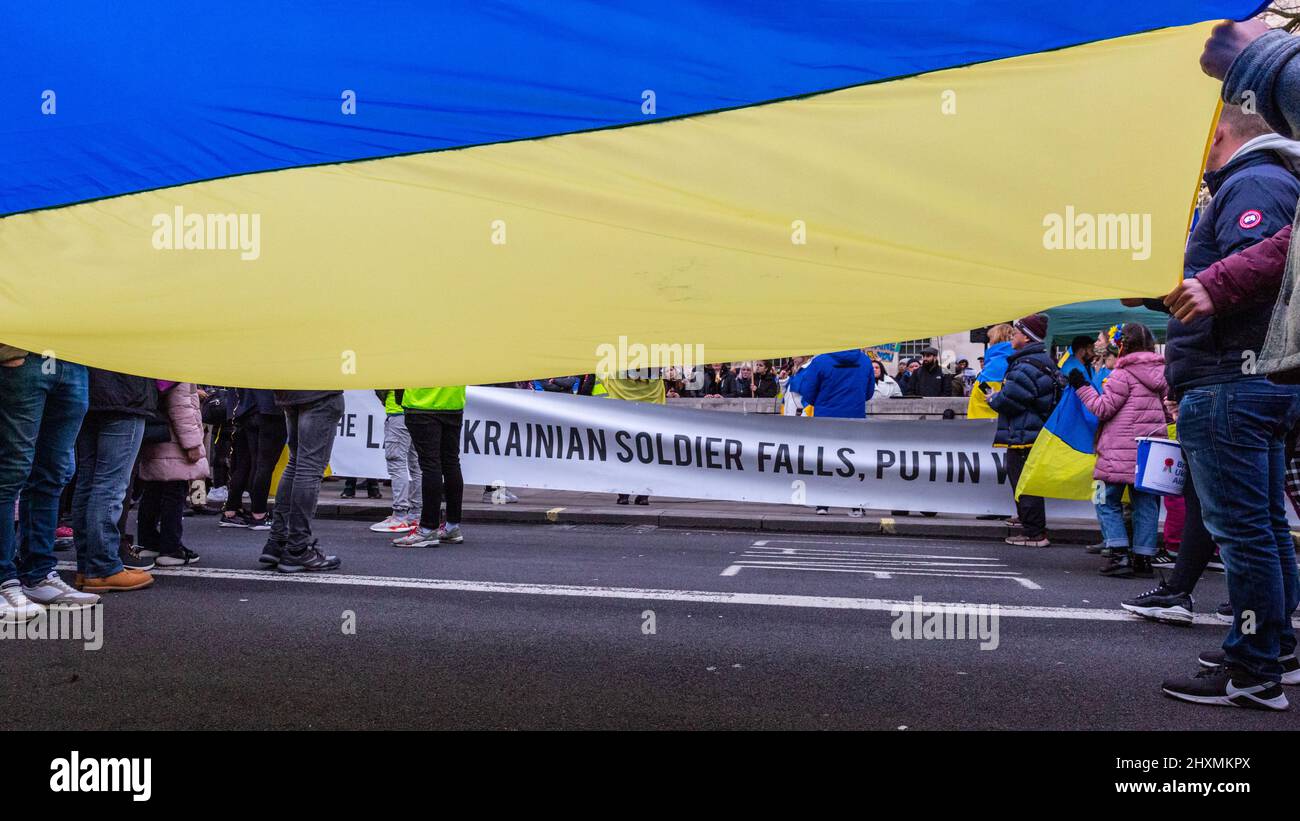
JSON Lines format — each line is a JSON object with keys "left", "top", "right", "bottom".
{"left": 0, "top": 2, "right": 1265, "bottom": 388}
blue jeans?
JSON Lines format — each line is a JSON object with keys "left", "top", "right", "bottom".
{"left": 1094, "top": 482, "right": 1160, "bottom": 555}
{"left": 71, "top": 413, "right": 144, "bottom": 579}
{"left": 1179, "top": 380, "right": 1300, "bottom": 682}
{"left": 0, "top": 355, "right": 88, "bottom": 585}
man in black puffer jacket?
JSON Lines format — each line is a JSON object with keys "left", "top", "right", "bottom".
{"left": 985, "top": 313, "right": 1059, "bottom": 547}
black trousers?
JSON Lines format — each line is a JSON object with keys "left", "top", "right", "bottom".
{"left": 137, "top": 479, "right": 188, "bottom": 552}
{"left": 225, "top": 412, "right": 288, "bottom": 514}
{"left": 405, "top": 411, "right": 464, "bottom": 530}
{"left": 1004, "top": 446, "right": 1046, "bottom": 539}
{"left": 210, "top": 420, "right": 233, "bottom": 488}
{"left": 1166, "top": 468, "right": 1216, "bottom": 594}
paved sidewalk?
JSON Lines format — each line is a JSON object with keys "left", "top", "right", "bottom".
{"left": 307, "top": 481, "right": 1103, "bottom": 543}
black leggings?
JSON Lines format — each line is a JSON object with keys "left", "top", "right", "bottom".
{"left": 225, "top": 412, "right": 288, "bottom": 515}
{"left": 1166, "top": 469, "right": 1216, "bottom": 595}
{"left": 406, "top": 411, "right": 464, "bottom": 530}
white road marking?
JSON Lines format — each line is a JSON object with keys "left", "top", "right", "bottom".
{"left": 725, "top": 541, "right": 1042, "bottom": 589}
{"left": 56, "top": 563, "right": 1298, "bottom": 626}
{"left": 89, "top": 563, "right": 1244, "bottom": 625}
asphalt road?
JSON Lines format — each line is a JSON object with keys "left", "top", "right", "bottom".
{"left": 4, "top": 514, "right": 1297, "bottom": 730}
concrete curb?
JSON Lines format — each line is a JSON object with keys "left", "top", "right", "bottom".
{"left": 309, "top": 500, "right": 1102, "bottom": 544}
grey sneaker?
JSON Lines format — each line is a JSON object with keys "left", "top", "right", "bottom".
{"left": 393, "top": 527, "right": 440, "bottom": 548}
{"left": 22, "top": 572, "right": 100, "bottom": 607}
{"left": 436, "top": 524, "right": 464, "bottom": 544}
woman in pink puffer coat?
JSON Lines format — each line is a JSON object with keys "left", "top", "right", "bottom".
{"left": 137, "top": 381, "right": 209, "bottom": 566}
{"left": 1069, "top": 323, "right": 1168, "bottom": 578}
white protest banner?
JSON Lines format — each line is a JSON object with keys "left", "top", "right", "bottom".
{"left": 331, "top": 388, "right": 1095, "bottom": 517}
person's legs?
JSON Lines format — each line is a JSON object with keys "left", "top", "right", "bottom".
{"left": 70, "top": 417, "right": 100, "bottom": 578}
{"left": 1129, "top": 486, "right": 1161, "bottom": 557}
{"left": 384, "top": 414, "right": 418, "bottom": 517}
{"left": 1095, "top": 483, "right": 1130, "bottom": 549}
{"left": 157, "top": 480, "right": 188, "bottom": 552}
{"left": 1005, "top": 448, "right": 1046, "bottom": 539}
{"left": 281, "top": 395, "right": 344, "bottom": 551}
{"left": 1179, "top": 382, "right": 1300, "bottom": 682}
{"left": 248, "top": 412, "right": 286, "bottom": 517}
{"left": 406, "top": 413, "right": 445, "bottom": 531}
{"left": 1166, "top": 468, "right": 1216, "bottom": 594}
{"left": 78, "top": 415, "right": 145, "bottom": 580}
{"left": 223, "top": 418, "right": 253, "bottom": 514}
{"left": 136, "top": 480, "right": 163, "bottom": 550}
{"left": 15, "top": 360, "right": 87, "bottom": 586}
{"left": 1, "top": 357, "right": 85, "bottom": 584}
{"left": 438, "top": 412, "right": 464, "bottom": 525}
{"left": 269, "top": 407, "right": 299, "bottom": 546}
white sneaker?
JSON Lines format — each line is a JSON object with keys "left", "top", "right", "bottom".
{"left": 206, "top": 485, "right": 228, "bottom": 505}
{"left": 0, "top": 579, "right": 45, "bottom": 622}
{"left": 482, "top": 487, "right": 520, "bottom": 504}
{"left": 22, "top": 572, "right": 100, "bottom": 607}
{"left": 370, "top": 514, "right": 416, "bottom": 533}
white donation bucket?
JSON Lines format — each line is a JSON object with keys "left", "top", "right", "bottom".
{"left": 1134, "top": 437, "right": 1185, "bottom": 497}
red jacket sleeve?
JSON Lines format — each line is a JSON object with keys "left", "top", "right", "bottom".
{"left": 1197, "top": 224, "right": 1292, "bottom": 315}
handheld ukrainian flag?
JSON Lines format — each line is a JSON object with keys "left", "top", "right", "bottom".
{"left": 0, "top": 1, "right": 1266, "bottom": 387}
{"left": 1015, "top": 382, "right": 1100, "bottom": 501}
{"left": 968, "top": 340, "right": 1014, "bottom": 420}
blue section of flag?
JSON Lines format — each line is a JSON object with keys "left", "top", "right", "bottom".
{"left": 0, "top": 1, "right": 1265, "bottom": 215}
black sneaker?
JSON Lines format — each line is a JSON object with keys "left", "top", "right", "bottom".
{"left": 1199, "top": 650, "right": 1300, "bottom": 685}
{"left": 340, "top": 487, "right": 355, "bottom": 499}
{"left": 219, "top": 511, "right": 253, "bottom": 528}
{"left": 1121, "top": 584, "right": 1194, "bottom": 625}
{"left": 247, "top": 514, "right": 271, "bottom": 531}
{"left": 634, "top": 495, "right": 649, "bottom": 506}
{"left": 1215, "top": 602, "right": 1234, "bottom": 624}
{"left": 156, "top": 546, "right": 200, "bottom": 566}
{"left": 277, "top": 542, "right": 341, "bottom": 573}
{"left": 258, "top": 538, "right": 285, "bottom": 567}
{"left": 1100, "top": 552, "right": 1153, "bottom": 578}
{"left": 1162, "top": 666, "right": 1289, "bottom": 711}
{"left": 616, "top": 494, "right": 630, "bottom": 505}
{"left": 1150, "top": 550, "right": 1175, "bottom": 567}
{"left": 367, "top": 485, "right": 383, "bottom": 499}
{"left": 120, "top": 544, "right": 155, "bottom": 571}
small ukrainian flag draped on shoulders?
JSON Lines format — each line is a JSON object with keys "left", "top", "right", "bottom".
{"left": 1015, "top": 356, "right": 1098, "bottom": 501}
{"left": 967, "top": 341, "right": 1013, "bottom": 420}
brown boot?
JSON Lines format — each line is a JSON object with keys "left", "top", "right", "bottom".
{"left": 82, "top": 568, "right": 154, "bottom": 592}
{"left": 74, "top": 573, "right": 85, "bottom": 589}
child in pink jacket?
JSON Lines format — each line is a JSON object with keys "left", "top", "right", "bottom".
{"left": 1069, "top": 324, "right": 1168, "bottom": 579}
{"left": 137, "top": 381, "right": 209, "bottom": 566}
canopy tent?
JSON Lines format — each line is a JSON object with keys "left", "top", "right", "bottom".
{"left": 0, "top": 1, "right": 1266, "bottom": 388}
{"left": 1045, "top": 300, "right": 1170, "bottom": 348}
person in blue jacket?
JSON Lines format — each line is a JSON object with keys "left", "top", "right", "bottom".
{"left": 791, "top": 349, "right": 876, "bottom": 420}
{"left": 789, "top": 349, "right": 875, "bottom": 515}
